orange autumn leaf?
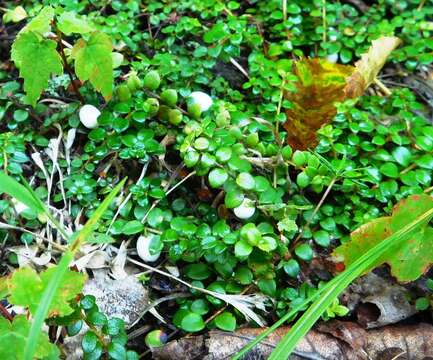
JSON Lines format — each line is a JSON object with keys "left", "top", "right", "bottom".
{"left": 284, "top": 36, "right": 401, "bottom": 150}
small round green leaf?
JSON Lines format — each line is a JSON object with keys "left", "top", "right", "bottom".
{"left": 180, "top": 312, "right": 205, "bottom": 332}
{"left": 236, "top": 172, "right": 255, "bottom": 190}
{"left": 208, "top": 168, "right": 229, "bottom": 188}
{"left": 214, "top": 311, "right": 236, "bottom": 331}
{"left": 295, "top": 243, "right": 314, "bottom": 261}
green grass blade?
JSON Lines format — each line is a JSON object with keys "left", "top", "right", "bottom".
{"left": 0, "top": 171, "right": 44, "bottom": 214}
{"left": 268, "top": 207, "right": 433, "bottom": 360}
{"left": 19, "top": 175, "right": 70, "bottom": 239}
{"left": 23, "top": 178, "right": 126, "bottom": 360}
{"left": 70, "top": 177, "right": 127, "bottom": 252}
{"left": 233, "top": 207, "right": 433, "bottom": 360}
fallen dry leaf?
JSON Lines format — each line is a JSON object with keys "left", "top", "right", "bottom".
{"left": 152, "top": 321, "right": 433, "bottom": 360}
{"left": 283, "top": 59, "right": 353, "bottom": 150}
{"left": 344, "top": 273, "right": 416, "bottom": 329}
{"left": 344, "top": 36, "right": 402, "bottom": 98}
{"left": 284, "top": 36, "right": 401, "bottom": 150}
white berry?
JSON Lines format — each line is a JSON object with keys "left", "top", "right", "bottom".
{"left": 189, "top": 91, "right": 213, "bottom": 112}
{"left": 79, "top": 104, "right": 100, "bottom": 129}
{"left": 234, "top": 198, "right": 256, "bottom": 219}
{"left": 136, "top": 235, "right": 161, "bottom": 262}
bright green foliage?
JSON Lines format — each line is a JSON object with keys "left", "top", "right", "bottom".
{"left": 0, "top": 171, "right": 44, "bottom": 214}
{"left": 72, "top": 31, "right": 114, "bottom": 100}
{"left": 3, "top": 1, "right": 433, "bottom": 358}
{"left": 0, "top": 316, "right": 59, "bottom": 359}
{"left": 62, "top": 295, "right": 140, "bottom": 359}
{"left": 8, "top": 267, "right": 86, "bottom": 317}
{"left": 145, "top": 330, "right": 167, "bottom": 347}
{"left": 20, "top": 6, "right": 54, "bottom": 35}
{"left": 11, "top": 32, "right": 63, "bottom": 106}
{"left": 57, "top": 11, "right": 94, "bottom": 35}
{"left": 3, "top": 6, "right": 27, "bottom": 23}
{"left": 334, "top": 194, "right": 433, "bottom": 282}
{"left": 214, "top": 311, "right": 236, "bottom": 331}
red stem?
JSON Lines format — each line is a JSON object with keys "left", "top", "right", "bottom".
{"left": 0, "top": 302, "right": 13, "bottom": 322}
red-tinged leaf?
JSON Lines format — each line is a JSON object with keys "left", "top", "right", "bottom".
{"left": 71, "top": 31, "right": 113, "bottom": 100}
{"left": 333, "top": 194, "right": 433, "bottom": 282}
{"left": 284, "top": 36, "right": 401, "bottom": 150}
{"left": 8, "top": 266, "right": 86, "bottom": 317}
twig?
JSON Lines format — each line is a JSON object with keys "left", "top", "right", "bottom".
{"left": 374, "top": 78, "right": 392, "bottom": 96}
{"left": 106, "top": 162, "right": 149, "bottom": 234}
{"left": 0, "top": 221, "right": 67, "bottom": 251}
{"left": 322, "top": 0, "right": 327, "bottom": 43}
{"left": 128, "top": 293, "right": 191, "bottom": 329}
{"left": 229, "top": 57, "right": 249, "bottom": 79}
{"left": 417, "top": 0, "right": 426, "bottom": 11}
{"left": 7, "top": 95, "right": 43, "bottom": 123}
{"left": 0, "top": 303, "right": 13, "bottom": 321}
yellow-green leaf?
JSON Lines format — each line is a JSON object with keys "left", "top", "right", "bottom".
{"left": 0, "top": 315, "right": 59, "bottom": 359}
{"left": 8, "top": 267, "right": 86, "bottom": 317}
{"left": 11, "top": 31, "right": 63, "bottom": 106}
{"left": 2, "top": 6, "right": 28, "bottom": 24}
{"left": 19, "top": 6, "right": 54, "bottom": 35}
{"left": 283, "top": 36, "right": 400, "bottom": 150}
{"left": 57, "top": 11, "right": 95, "bottom": 35}
{"left": 344, "top": 36, "right": 401, "bottom": 98}
{"left": 72, "top": 31, "right": 113, "bottom": 100}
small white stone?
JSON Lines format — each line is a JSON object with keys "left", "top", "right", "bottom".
{"left": 189, "top": 91, "right": 213, "bottom": 112}
{"left": 136, "top": 235, "right": 161, "bottom": 262}
{"left": 326, "top": 53, "right": 339, "bottom": 64}
{"left": 79, "top": 104, "right": 100, "bottom": 129}
{"left": 234, "top": 198, "right": 256, "bottom": 219}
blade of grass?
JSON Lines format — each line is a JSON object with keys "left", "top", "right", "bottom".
{"left": 232, "top": 206, "right": 433, "bottom": 360}
{"left": 23, "top": 178, "right": 127, "bottom": 360}
{"left": 70, "top": 177, "right": 127, "bottom": 252}
{"left": 22, "top": 251, "right": 73, "bottom": 360}
{"left": 0, "top": 171, "right": 44, "bottom": 214}
{"left": 19, "top": 174, "right": 70, "bottom": 239}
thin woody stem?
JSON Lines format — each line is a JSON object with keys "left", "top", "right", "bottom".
{"left": 55, "top": 27, "right": 85, "bottom": 104}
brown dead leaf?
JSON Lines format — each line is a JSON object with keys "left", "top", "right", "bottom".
{"left": 152, "top": 321, "right": 433, "bottom": 360}
{"left": 284, "top": 36, "right": 401, "bottom": 150}
{"left": 284, "top": 59, "right": 353, "bottom": 150}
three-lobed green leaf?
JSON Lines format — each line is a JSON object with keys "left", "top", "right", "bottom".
{"left": 8, "top": 267, "right": 86, "bottom": 317}
{"left": 11, "top": 31, "right": 63, "bottom": 106}
{"left": 0, "top": 316, "right": 59, "bottom": 359}
{"left": 72, "top": 31, "right": 114, "bottom": 100}
{"left": 334, "top": 194, "right": 433, "bottom": 282}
